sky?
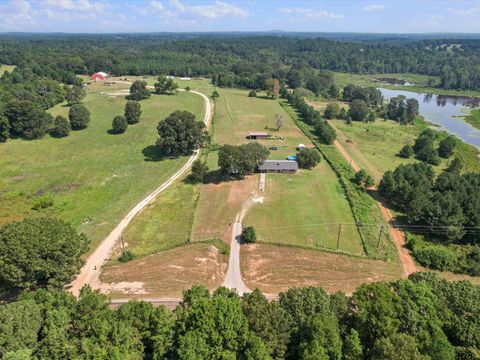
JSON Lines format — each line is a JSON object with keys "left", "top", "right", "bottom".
{"left": 1, "top": 0, "right": 480, "bottom": 33}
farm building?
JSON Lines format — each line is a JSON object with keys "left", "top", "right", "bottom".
{"left": 91, "top": 72, "right": 108, "bottom": 81}
{"left": 258, "top": 160, "right": 298, "bottom": 173}
{"left": 247, "top": 132, "right": 270, "bottom": 139}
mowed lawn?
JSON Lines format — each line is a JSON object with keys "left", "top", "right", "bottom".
{"left": 193, "top": 88, "right": 364, "bottom": 253}
{"left": 0, "top": 82, "right": 204, "bottom": 251}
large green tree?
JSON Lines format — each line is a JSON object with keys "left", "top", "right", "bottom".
{"left": 124, "top": 100, "right": 142, "bottom": 124}
{"left": 156, "top": 110, "right": 208, "bottom": 156}
{"left": 0, "top": 217, "right": 89, "bottom": 290}
{"left": 129, "top": 80, "right": 151, "bottom": 101}
{"left": 68, "top": 104, "right": 91, "bottom": 130}
{"left": 154, "top": 75, "right": 179, "bottom": 95}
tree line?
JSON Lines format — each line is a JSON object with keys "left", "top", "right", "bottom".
{"left": 378, "top": 161, "right": 480, "bottom": 274}
{"left": 1, "top": 273, "right": 479, "bottom": 359}
{"left": 1, "top": 34, "right": 480, "bottom": 91}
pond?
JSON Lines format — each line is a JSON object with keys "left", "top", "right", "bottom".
{"left": 378, "top": 88, "right": 480, "bottom": 148}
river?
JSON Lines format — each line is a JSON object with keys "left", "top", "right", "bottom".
{"left": 378, "top": 88, "right": 480, "bottom": 149}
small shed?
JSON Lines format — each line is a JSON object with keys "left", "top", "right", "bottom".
{"left": 258, "top": 160, "right": 298, "bottom": 173}
{"left": 91, "top": 72, "right": 108, "bottom": 81}
{"left": 248, "top": 132, "right": 270, "bottom": 139}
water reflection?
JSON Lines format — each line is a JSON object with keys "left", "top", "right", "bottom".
{"left": 378, "top": 88, "right": 480, "bottom": 148}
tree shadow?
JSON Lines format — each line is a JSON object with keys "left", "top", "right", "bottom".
{"left": 183, "top": 169, "right": 245, "bottom": 185}
{"left": 107, "top": 129, "right": 123, "bottom": 135}
{"left": 142, "top": 145, "right": 168, "bottom": 162}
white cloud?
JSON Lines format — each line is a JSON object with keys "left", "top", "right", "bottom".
{"left": 447, "top": 7, "right": 480, "bottom": 16}
{"left": 175, "top": 0, "right": 249, "bottom": 19}
{"left": 362, "top": 4, "right": 385, "bottom": 12}
{"left": 278, "top": 7, "right": 344, "bottom": 19}
{"left": 44, "top": 0, "right": 107, "bottom": 11}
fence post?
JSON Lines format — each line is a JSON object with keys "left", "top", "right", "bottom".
{"left": 377, "top": 226, "right": 383, "bottom": 248}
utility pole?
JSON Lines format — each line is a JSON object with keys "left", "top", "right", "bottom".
{"left": 337, "top": 223, "right": 342, "bottom": 250}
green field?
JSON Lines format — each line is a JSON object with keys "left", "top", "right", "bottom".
{"left": 0, "top": 64, "right": 16, "bottom": 75}
{"left": 466, "top": 109, "right": 480, "bottom": 131}
{"left": 0, "top": 82, "right": 204, "bottom": 251}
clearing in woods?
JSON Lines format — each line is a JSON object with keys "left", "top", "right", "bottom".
{"left": 0, "top": 79, "right": 204, "bottom": 251}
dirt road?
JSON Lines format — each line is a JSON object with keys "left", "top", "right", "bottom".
{"left": 68, "top": 90, "right": 212, "bottom": 296}
{"left": 332, "top": 137, "right": 416, "bottom": 277}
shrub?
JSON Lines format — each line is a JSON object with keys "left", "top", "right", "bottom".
{"left": 248, "top": 90, "right": 257, "bottom": 97}
{"left": 69, "top": 104, "right": 91, "bottom": 130}
{"left": 112, "top": 115, "right": 128, "bottom": 134}
{"left": 398, "top": 145, "right": 414, "bottom": 158}
{"left": 241, "top": 226, "right": 256, "bottom": 244}
{"left": 191, "top": 159, "right": 209, "bottom": 183}
{"left": 353, "top": 169, "right": 375, "bottom": 191}
{"left": 324, "top": 103, "right": 340, "bottom": 119}
{"left": 348, "top": 99, "right": 370, "bottom": 121}
{"left": 416, "top": 144, "right": 441, "bottom": 165}
{"left": 119, "top": 250, "right": 135, "bottom": 263}
{"left": 32, "top": 196, "right": 54, "bottom": 210}
{"left": 314, "top": 120, "right": 337, "bottom": 145}
{"left": 51, "top": 115, "right": 71, "bottom": 138}
{"left": 438, "top": 135, "right": 456, "bottom": 158}
{"left": 124, "top": 101, "right": 142, "bottom": 124}
{"left": 185, "top": 86, "right": 190, "bottom": 91}
{"left": 296, "top": 148, "right": 321, "bottom": 169}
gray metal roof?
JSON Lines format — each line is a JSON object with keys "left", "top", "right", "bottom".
{"left": 258, "top": 160, "right": 298, "bottom": 171}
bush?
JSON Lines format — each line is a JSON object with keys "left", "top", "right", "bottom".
{"left": 324, "top": 102, "right": 340, "bottom": 119}
{"left": 398, "top": 144, "right": 414, "bottom": 158}
{"left": 112, "top": 115, "right": 128, "bottom": 134}
{"left": 124, "top": 101, "right": 142, "bottom": 124}
{"left": 50, "top": 115, "right": 71, "bottom": 138}
{"left": 32, "top": 196, "right": 54, "bottom": 210}
{"left": 128, "top": 80, "right": 151, "bottom": 100}
{"left": 248, "top": 90, "right": 257, "bottom": 97}
{"left": 438, "top": 135, "right": 456, "bottom": 158}
{"left": 185, "top": 86, "right": 190, "bottom": 91}
{"left": 353, "top": 169, "right": 375, "bottom": 191}
{"left": 191, "top": 159, "right": 209, "bottom": 182}
{"left": 416, "top": 144, "right": 441, "bottom": 165}
{"left": 119, "top": 250, "right": 135, "bottom": 263}
{"left": 314, "top": 120, "right": 337, "bottom": 145}
{"left": 296, "top": 148, "right": 321, "bottom": 169}
{"left": 241, "top": 226, "right": 256, "bottom": 244}
{"left": 348, "top": 99, "right": 370, "bottom": 121}
{"left": 69, "top": 104, "right": 91, "bottom": 130}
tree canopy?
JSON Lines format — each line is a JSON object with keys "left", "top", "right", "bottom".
{"left": 156, "top": 110, "right": 208, "bottom": 156}
{"left": 0, "top": 217, "right": 89, "bottom": 290}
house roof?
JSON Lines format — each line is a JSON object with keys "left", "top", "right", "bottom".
{"left": 249, "top": 132, "right": 270, "bottom": 137}
{"left": 258, "top": 160, "right": 298, "bottom": 171}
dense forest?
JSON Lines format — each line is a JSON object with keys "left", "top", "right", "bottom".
{"left": 1, "top": 274, "right": 479, "bottom": 359}
{"left": 1, "top": 34, "right": 480, "bottom": 90}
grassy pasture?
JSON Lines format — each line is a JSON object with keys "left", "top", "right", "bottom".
{"left": 0, "top": 81, "right": 204, "bottom": 251}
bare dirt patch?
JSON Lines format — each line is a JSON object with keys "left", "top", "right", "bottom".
{"left": 241, "top": 244, "right": 402, "bottom": 295}
{"left": 100, "top": 243, "right": 228, "bottom": 298}
{"left": 191, "top": 175, "right": 258, "bottom": 241}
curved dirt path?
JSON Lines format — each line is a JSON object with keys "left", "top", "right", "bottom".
{"left": 332, "top": 138, "right": 416, "bottom": 277}
{"left": 69, "top": 90, "right": 212, "bottom": 296}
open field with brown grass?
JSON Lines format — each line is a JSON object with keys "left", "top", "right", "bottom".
{"left": 100, "top": 242, "right": 228, "bottom": 298}
{"left": 241, "top": 243, "right": 402, "bottom": 295}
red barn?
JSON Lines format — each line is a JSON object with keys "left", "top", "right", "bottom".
{"left": 91, "top": 72, "right": 108, "bottom": 81}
